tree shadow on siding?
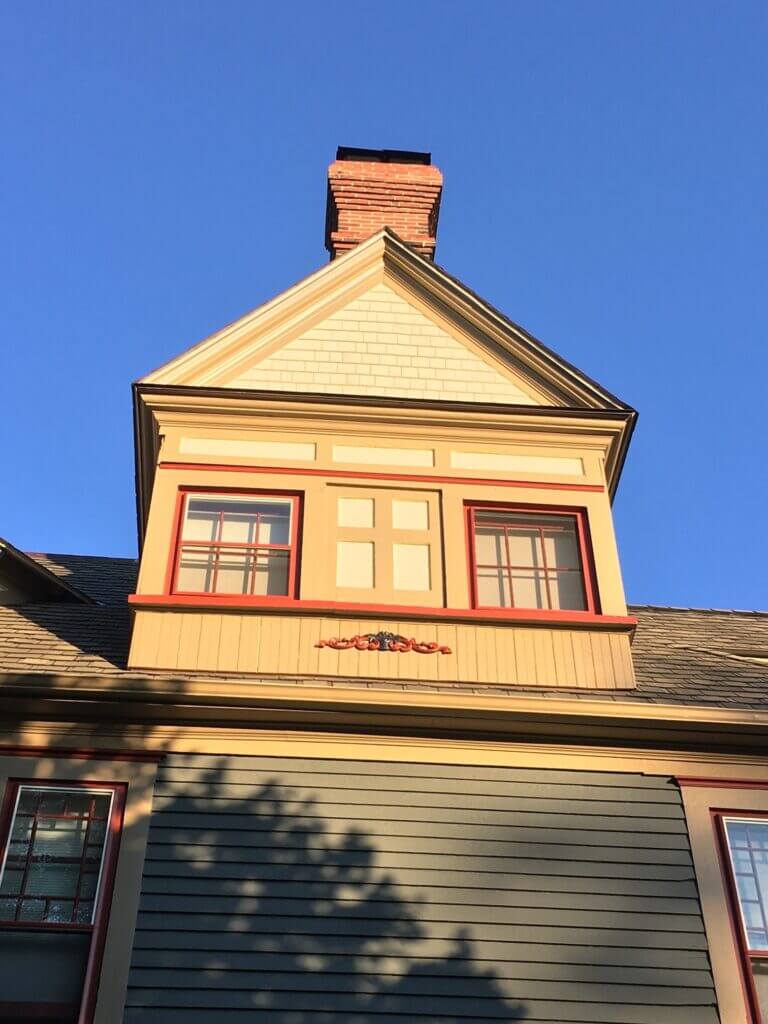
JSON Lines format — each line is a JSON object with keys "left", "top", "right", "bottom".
{"left": 128, "top": 759, "right": 529, "bottom": 1023}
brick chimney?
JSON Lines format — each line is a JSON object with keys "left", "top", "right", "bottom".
{"left": 325, "top": 147, "right": 443, "bottom": 261}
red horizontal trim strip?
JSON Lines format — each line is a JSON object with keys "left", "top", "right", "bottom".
{"left": 128, "top": 593, "right": 635, "bottom": 628}
{"left": 159, "top": 461, "right": 604, "bottom": 493}
{"left": 677, "top": 777, "right": 768, "bottom": 790}
{"left": 0, "top": 745, "right": 164, "bottom": 763}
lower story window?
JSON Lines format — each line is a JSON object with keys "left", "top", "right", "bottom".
{"left": 0, "top": 781, "right": 124, "bottom": 1023}
{"left": 173, "top": 491, "right": 300, "bottom": 597}
{"left": 720, "top": 815, "right": 768, "bottom": 1022}
{"left": 467, "top": 505, "right": 594, "bottom": 612}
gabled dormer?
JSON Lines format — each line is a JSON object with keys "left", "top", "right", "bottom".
{"left": 129, "top": 148, "right": 637, "bottom": 689}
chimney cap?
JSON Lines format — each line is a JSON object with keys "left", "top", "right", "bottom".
{"left": 335, "top": 146, "right": 432, "bottom": 166}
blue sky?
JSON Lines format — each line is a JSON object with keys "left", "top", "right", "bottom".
{"left": 1, "top": 1, "right": 766, "bottom": 608}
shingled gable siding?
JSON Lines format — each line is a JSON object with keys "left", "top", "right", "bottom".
{"left": 125, "top": 756, "right": 719, "bottom": 1024}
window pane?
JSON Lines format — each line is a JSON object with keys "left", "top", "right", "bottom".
{"left": 542, "top": 524, "right": 581, "bottom": 570}
{"left": 181, "top": 501, "right": 221, "bottom": 541}
{"left": 177, "top": 547, "right": 216, "bottom": 592}
{"left": 474, "top": 527, "right": 505, "bottom": 567}
{"left": 252, "top": 551, "right": 290, "bottom": 596}
{"left": 0, "top": 788, "right": 112, "bottom": 925}
{"left": 0, "top": 928, "right": 91, "bottom": 1011}
{"left": 725, "top": 819, "right": 768, "bottom": 952}
{"left": 213, "top": 549, "right": 252, "bottom": 594}
{"left": 510, "top": 571, "right": 548, "bottom": 609}
{"left": 549, "top": 570, "right": 587, "bottom": 611}
{"left": 473, "top": 510, "right": 587, "bottom": 610}
{"left": 738, "top": 875, "right": 759, "bottom": 902}
{"left": 183, "top": 497, "right": 291, "bottom": 545}
{"left": 218, "top": 509, "right": 258, "bottom": 544}
{"left": 476, "top": 569, "right": 510, "bottom": 607}
{"left": 0, "top": 869, "right": 22, "bottom": 895}
{"left": 505, "top": 529, "right": 542, "bottom": 568}
{"left": 252, "top": 503, "right": 291, "bottom": 545}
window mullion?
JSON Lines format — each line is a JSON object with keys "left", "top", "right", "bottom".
{"left": 502, "top": 525, "right": 514, "bottom": 608}
{"left": 538, "top": 526, "right": 554, "bottom": 611}
{"left": 72, "top": 795, "right": 96, "bottom": 924}
{"left": 15, "top": 791, "right": 42, "bottom": 921}
{"left": 746, "top": 826, "right": 768, "bottom": 944}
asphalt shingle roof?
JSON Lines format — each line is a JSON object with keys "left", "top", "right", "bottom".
{"left": 0, "top": 553, "right": 766, "bottom": 710}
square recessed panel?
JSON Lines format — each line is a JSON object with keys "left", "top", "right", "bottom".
{"left": 392, "top": 500, "right": 429, "bottom": 531}
{"left": 336, "top": 541, "right": 374, "bottom": 588}
{"left": 393, "top": 544, "right": 431, "bottom": 591}
{"left": 337, "top": 497, "right": 374, "bottom": 528}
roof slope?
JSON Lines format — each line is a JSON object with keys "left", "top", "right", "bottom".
{"left": 140, "top": 229, "right": 632, "bottom": 413}
{"left": 0, "top": 539, "right": 95, "bottom": 604}
{"left": 0, "top": 554, "right": 765, "bottom": 712}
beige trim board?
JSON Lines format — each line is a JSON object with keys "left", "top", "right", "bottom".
{"left": 5, "top": 720, "right": 768, "bottom": 779}
{"left": 682, "top": 785, "right": 768, "bottom": 1023}
{"left": 2, "top": 671, "right": 768, "bottom": 750}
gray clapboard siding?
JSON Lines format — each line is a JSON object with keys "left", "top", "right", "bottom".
{"left": 125, "top": 756, "right": 718, "bottom": 1023}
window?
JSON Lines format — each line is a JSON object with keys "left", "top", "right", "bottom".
{"left": 173, "top": 492, "right": 300, "bottom": 598}
{"left": 467, "top": 504, "right": 595, "bottom": 612}
{"left": 720, "top": 815, "right": 768, "bottom": 1022}
{"left": 0, "top": 781, "right": 124, "bottom": 1023}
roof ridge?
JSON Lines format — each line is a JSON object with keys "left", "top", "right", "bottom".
{"left": 28, "top": 552, "right": 138, "bottom": 563}
{"left": 630, "top": 603, "right": 768, "bottom": 618}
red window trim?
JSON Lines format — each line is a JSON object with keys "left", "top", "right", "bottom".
{"left": 0, "top": 779, "right": 126, "bottom": 1024}
{"left": 128, "top": 593, "right": 635, "bottom": 628}
{"left": 166, "top": 486, "right": 303, "bottom": 600}
{"left": 159, "top": 460, "right": 606, "bottom": 493}
{"left": 464, "top": 501, "right": 600, "bottom": 614}
{"left": 713, "top": 808, "right": 768, "bottom": 1024}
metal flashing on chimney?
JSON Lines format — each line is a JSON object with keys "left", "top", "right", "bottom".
{"left": 335, "top": 146, "right": 432, "bottom": 165}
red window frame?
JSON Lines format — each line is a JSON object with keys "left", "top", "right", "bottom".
{"left": 0, "top": 779, "right": 126, "bottom": 1024}
{"left": 464, "top": 501, "right": 599, "bottom": 614}
{"left": 168, "top": 487, "right": 303, "bottom": 600}
{"left": 715, "top": 809, "right": 768, "bottom": 1024}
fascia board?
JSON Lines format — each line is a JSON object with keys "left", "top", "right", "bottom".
{"left": 138, "top": 232, "right": 389, "bottom": 387}
{"left": 0, "top": 543, "right": 95, "bottom": 605}
{"left": 2, "top": 671, "right": 768, "bottom": 751}
{"left": 137, "top": 383, "right": 632, "bottom": 431}
{"left": 381, "top": 233, "right": 632, "bottom": 413}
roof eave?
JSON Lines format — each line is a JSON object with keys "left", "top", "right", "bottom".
{"left": 0, "top": 541, "right": 96, "bottom": 605}
{"left": 1, "top": 671, "right": 768, "bottom": 753}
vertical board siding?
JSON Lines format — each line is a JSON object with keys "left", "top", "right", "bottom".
{"left": 129, "top": 610, "right": 637, "bottom": 689}
{"left": 125, "top": 757, "right": 718, "bottom": 1024}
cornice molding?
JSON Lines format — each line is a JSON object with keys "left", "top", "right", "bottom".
{"left": 1, "top": 671, "right": 766, "bottom": 752}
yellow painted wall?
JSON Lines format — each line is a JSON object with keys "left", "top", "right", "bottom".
{"left": 129, "top": 608, "right": 635, "bottom": 689}
{"left": 132, "top": 400, "right": 633, "bottom": 686}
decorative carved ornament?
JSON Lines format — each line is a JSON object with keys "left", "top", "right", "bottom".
{"left": 315, "top": 631, "right": 452, "bottom": 654}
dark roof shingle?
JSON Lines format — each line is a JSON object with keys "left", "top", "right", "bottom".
{"left": 0, "top": 554, "right": 765, "bottom": 711}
